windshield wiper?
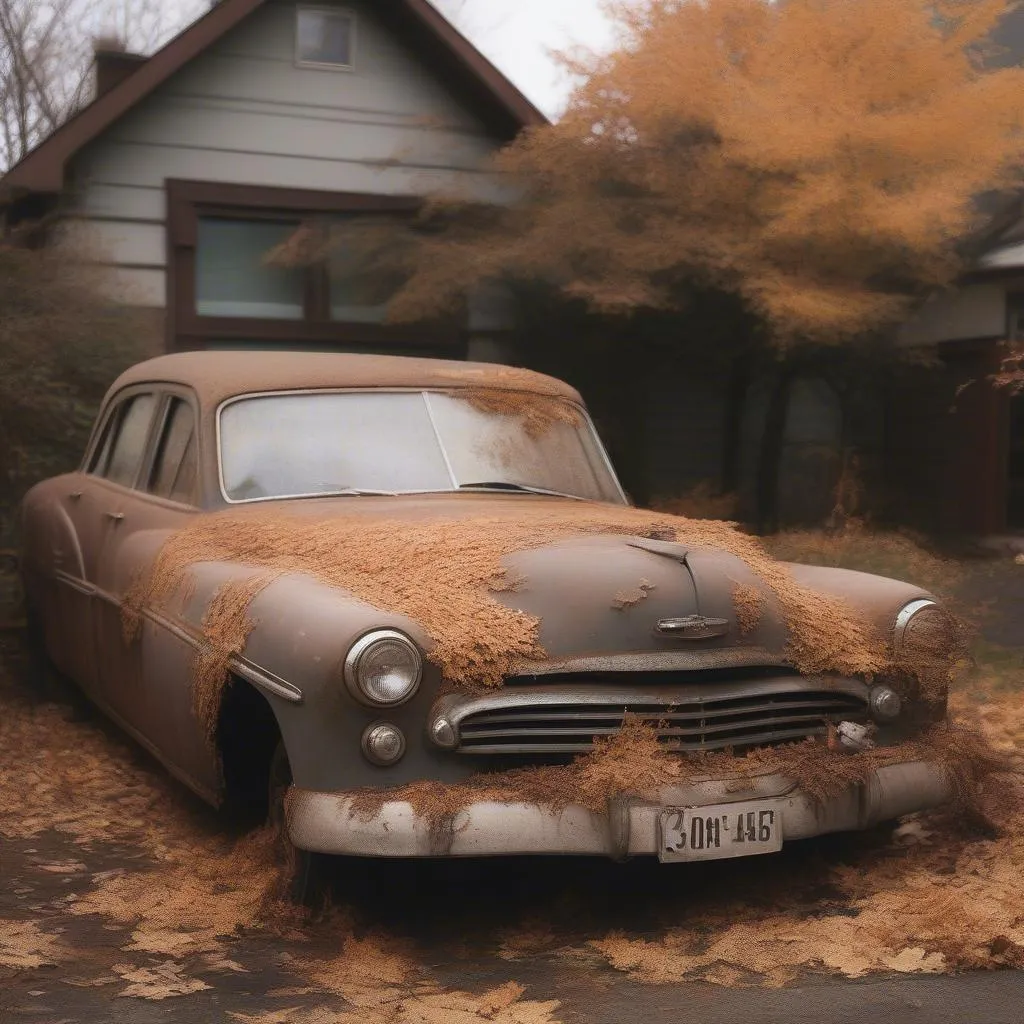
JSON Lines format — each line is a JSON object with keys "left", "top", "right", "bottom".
{"left": 315, "top": 487, "right": 399, "bottom": 497}
{"left": 458, "top": 482, "right": 586, "bottom": 501}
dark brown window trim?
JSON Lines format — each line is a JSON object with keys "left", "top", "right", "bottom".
{"left": 165, "top": 178, "right": 454, "bottom": 354}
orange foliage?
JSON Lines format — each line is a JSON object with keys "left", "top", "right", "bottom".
{"left": 391, "top": 0, "right": 1024, "bottom": 343}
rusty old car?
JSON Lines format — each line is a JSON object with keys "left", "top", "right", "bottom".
{"left": 20, "top": 351, "right": 957, "bottom": 893}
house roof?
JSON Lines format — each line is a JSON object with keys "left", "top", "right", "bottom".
{"left": 109, "top": 351, "right": 582, "bottom": 409}
{"left": 2, "top": 0, "right": 546, "bottom": 195}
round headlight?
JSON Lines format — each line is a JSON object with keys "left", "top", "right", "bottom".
{"left": 893, "top": 599, "right": 960, "bottom": 666}
{"left": 344, "top": 630, "right": 422, "bottom": 707}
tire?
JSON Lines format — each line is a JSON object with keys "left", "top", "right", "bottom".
{"left": 268, "top": 741, "right": 329, "bottom": 908}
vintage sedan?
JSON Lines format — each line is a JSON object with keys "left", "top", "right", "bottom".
{"left": 20, "top": 351, "right": 956, "bottom": 894}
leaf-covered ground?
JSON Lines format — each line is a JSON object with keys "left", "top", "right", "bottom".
{"left": 0, "top": 537, "right": 1022, "bottom": 1021}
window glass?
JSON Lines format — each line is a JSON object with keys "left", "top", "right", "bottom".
{"left": 88, "top": 414, "right": 117, "bottom": 475}
{"left": 196, "top": 219, "right": 304, "bottom": 319}
{"left": 150, "top": 399, "right": 198, "bottom": 504}
{"left": 218, "top": 391, "right": 625, "bottom": 504}
{"left": 426, "top": 393, "right": 623, "bottom": 504}
{"left": 100, "top": 394, "right": 157, "bottom": 488}
{"left": 297, "top": 8, "right": 354, "bottom": 67}
{"left": 329, "top": 219, "right": 409, "bottom": 324}
{"left": 220, "top": 393, "right": 452, "bottom": 501}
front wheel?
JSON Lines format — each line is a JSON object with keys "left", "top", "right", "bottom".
{"left": 268, "top": 742, "right": 329, "bottom": 908}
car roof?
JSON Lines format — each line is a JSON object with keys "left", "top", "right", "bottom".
{"left": 107, "top": 351, "right": 584, "bottom": 409}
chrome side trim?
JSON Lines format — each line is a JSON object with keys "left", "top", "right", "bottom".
{"left": 141, "top": 608, "right": 303, "bottom": 704}
{"left": 231, "top": 657, "right": 304, "bottom": 705}
{"left": 142, "top": 608, "right": 201, "bottom": 649}
{"left": 54, "top": 570, "right": 95, "bottom": 598}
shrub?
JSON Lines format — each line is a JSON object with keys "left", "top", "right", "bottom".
{"left": 0, "top": 244, "right": 159, "bottom": 542}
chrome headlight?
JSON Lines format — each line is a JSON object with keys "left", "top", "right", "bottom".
{"left": 344, "top": 630, "right": 422, "bottom": 707}
{"left": 893, "top": 598, "right": 959, "bottom": 666}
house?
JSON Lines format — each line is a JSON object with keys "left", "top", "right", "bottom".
{"left": 5, "top": 0, "right": 1022, "bottom": 539}
{"left": 1, "top": 0, "right": 544, "bottom": 359}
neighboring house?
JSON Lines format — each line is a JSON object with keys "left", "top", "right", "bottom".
{"left": 885, "top": 216, "right": 1024, "bottom": 538}
{"left": 1, "top": 0, "right": 544, "bottom": 358}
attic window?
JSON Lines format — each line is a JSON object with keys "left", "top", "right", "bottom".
{"left": 297, "top": 7, "right": 354, "bottom": 68}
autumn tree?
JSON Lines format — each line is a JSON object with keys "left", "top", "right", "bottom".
{"left": 385, "top": 0, "right": 1024, "bottom": 528}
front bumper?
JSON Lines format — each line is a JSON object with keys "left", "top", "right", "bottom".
{"left": 284, "top": 760, "right": 951, "bottom": 859}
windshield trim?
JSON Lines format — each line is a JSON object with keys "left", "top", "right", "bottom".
{"left": 214, "top": 386, "right": 628, "bottom": 506}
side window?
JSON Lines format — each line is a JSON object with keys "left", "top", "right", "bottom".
{"left": 90, "top": 394, "right": 158, "bottom": 487}
{"left": 149, "top": 398, "right": 198, "bottom": 505}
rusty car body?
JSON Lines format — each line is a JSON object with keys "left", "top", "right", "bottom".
{"left": 21, "top": 352, "right": 954, "bottom": 870}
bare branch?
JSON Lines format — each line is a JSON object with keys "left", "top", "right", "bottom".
{"left": 0, "top": 0, "right": 207, "bottom": 171}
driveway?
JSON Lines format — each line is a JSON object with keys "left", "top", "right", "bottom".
{"left": 1, "top": 555, "right": 1022, "bottom": 1023}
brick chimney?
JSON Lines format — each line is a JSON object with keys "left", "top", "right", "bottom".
{"left": 93, "top": 39, "right": 148, "bottom": 98}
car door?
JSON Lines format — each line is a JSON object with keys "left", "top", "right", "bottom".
{"left": 92, "top": 390, "right": 205, "bottom": 769}
{"left": 84, "top": 388, "right": 165, "bottom": 724}
{"left": 40, "top": 391, "right": 159, "bottom": 695}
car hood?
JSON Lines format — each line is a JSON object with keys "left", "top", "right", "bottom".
{"left": 231, "top": 493, "right": 929, "bottom": 673}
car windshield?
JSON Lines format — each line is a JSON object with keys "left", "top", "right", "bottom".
{"left": 218, "top": 390, "right": 626, "bottom": 504}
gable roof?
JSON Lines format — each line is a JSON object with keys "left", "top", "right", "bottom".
{"left": 2, "top": 0, "right": 546, "bottom": 195}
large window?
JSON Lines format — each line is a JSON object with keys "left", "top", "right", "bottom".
{"left": 196, "top": 219, "right": 304, "bottom": 319}
{"left": 168, "top": 181, "right": 456, "bottom": 354}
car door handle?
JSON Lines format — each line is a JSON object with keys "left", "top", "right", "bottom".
{"left": 105, "top": 512, "right": 125, "bottom": 522}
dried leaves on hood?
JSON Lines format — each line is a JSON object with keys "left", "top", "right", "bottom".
{"left": 124, "top": 501, "right": 896, "bottom": 700}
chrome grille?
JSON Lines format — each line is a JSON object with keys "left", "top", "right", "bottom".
{"left": 438, "top": 680, "right": 869, "bottom": 755}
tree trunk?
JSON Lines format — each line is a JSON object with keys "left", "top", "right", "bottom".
{"left": 755, "top": 362, "right": 796, "bottom": 535}
{"left": 721, "top": 356, "right": 750, "bottom": 495}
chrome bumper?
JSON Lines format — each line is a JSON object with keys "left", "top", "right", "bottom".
{"left": 285, "top": 760, "right": 951, "bottom": 859}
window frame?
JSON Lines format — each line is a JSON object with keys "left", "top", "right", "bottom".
{"left": 144, "top": 391, "right": 202, "bottom": 507}
{"left": 166, "top": 180, "right": 465, "bottom": 356}
{"left": 214, "top": 387, "right": 627, "bottom": 507}
{"left": 84, "top": 384, "right": 204, "bottom": 506}
{"left": 85, "top": 388, "right": 161, "bottom": 490}
{"left": 295, "top": 5, "right": 357, "bottom": 72}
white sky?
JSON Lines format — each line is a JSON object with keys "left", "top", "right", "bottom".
{"left": 437, "top": 0, "right": 616, "bottom": 118}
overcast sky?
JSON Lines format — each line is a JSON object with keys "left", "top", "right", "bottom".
{"left": 438, "top": 0, "right": 615, "bottom": 117}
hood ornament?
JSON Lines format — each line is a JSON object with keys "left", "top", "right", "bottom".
{"left": 657, "top": 615, "right": 730, "bottom": 640}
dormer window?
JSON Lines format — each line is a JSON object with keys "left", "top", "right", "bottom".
{"left": 296, "top": 7, "right": 355, "bottom": 69}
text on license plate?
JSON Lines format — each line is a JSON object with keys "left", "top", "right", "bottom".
{"left": 659, "top": 800, "right": 783, "bottom": 863}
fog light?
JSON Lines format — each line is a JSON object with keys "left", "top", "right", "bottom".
{"left": 362, "top": 723, "right": 406, "bottom": 766}
{"left": 430, "top": 718, "right": 457, "bottom": 749}
{"left": 870, "top": 685, "right": 903, "bottom": 722}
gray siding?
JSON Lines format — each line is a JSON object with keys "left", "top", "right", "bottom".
{"left": 62, "top": 0, "right": 507, "bottom": 306}
{"left": 898, "top": 283, "right": 1008, "bottom": 346}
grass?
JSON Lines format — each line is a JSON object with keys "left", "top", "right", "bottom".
{"left": 763, "top": 523, "right": 965, "bottom": 599}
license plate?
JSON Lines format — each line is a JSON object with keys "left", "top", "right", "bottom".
{"left": 659, "top": 800, "right": 783, "bottom": 863}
